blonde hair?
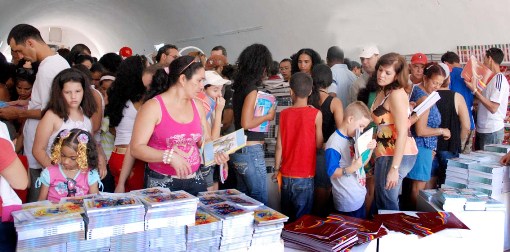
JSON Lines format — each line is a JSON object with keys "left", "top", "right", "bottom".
{"left": 344, "top": 101, "right": 371, "bottom": 121}
{"left": 50, "top": 129, "right": 97, "bottom": 171}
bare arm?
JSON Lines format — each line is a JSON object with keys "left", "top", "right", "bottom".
{"left": 330, "top": 98, "right": 344, "bottom": 133}
{"left": 240, "top": 90, "right": 275, "bottom": 130}
{"left": 1, "top": 155, "right": 28, "bottom": 190}
{"left": 90, "top": 89, "right": 103, "bottom": 134}
{"left": 33, "top": 112, "right": 59, "bottom": 168}
{"left": 115, "top": 145, "right": 135, "bottom": 193}
{"left": 315, "top": 111, "right": 324, "bottom": 148}
{"left": 272, "top": 126, "right": 283, "bottom": 181}
{"left": 474, "top": 90, "right": 500, "bottom": 114}
{"left": 88, "top": 182, "right": 99, "bottom": 194}
{"left": 38, "top": 184, "right": 49, "bottom": 201}
{"left": 0, "top": 107, "right": 42, "bottom": 121}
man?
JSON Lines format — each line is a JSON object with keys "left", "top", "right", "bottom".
{"left": 409, "top": 52, "right": 428, "bottom": 85}
{"left": 155, "top": 44, "right": 179, "bottom": 67}
{"left": 441, "top": 51, "right": 475, "bottom": 152}
{"left": 0, "top": 24, "right": 69, "bottom": 202}
{"left": 326, "top": 46, "right": 356, "bottom": 108}
{"left": 211, "top": 45, "right": 227, "bottom": 63}
{"left": 469, "top": 48, "right": 509, "bottom": 150}
{"left": 279, "top": 58, "right": 292, "bottom": 82}
{"left": 349, "top": 45, "right": 380, "bottom": 104}
{"left": 351, "top": 61, "right": 362, "bottom": 77}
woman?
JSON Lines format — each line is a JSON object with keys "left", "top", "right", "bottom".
{"left": 291, "top": 48, "right": 322, "bottom": 75}
{"left": 130, "top": 56, "right": 228, "bottom": 195}
{"left": 371, "top": 53, "right": 418, "bottom": 211}
{"left": 105, "top": 56, "right": 147, "bottom": 192}
{"left": 428, "top": 63, "right": 470, "bottom": 189}
{"left": 231, "top": 44, "right": 274, "bottom": 204}
{"left": 309, "top": 64, "right": 343, "bottom": 217}
{"left": 407, "top": 62, "right": 450, "bottom": 209}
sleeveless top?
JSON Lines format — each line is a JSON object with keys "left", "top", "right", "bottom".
{"left": 320, "top": 96, "right": 336, "bottom": 141}
{"left": 233, "top": 84, "right": 266, "bottom": 141}
{"left": 371, "top": 91, "right": 418, "bottom": 157}
{"left": 46, "top": 115, "right": 92, "bottom": 156}
{"left": 279, "top": 106, "right": 319, "bottom": 178}
{"left": 115, "top": 100, "right": 138, "bottom": 146}
{"left": 410, "top": 86, "right": 441, "bottom": 150}
{"left": 148, "top": 95, "right": 202, "bottom": 175}
{"left": 436, "top": 90, "right": 461, "bottom": 153}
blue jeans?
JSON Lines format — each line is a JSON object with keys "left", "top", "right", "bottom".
{"left": 0, "top": 220, "right": 16, "bottom": 252}
{"left": 374, "top": 155, "right": 417, "bottom": 211}
{"left": 475, "top": 128, "right": 504, "bottom": 151}
{"left": 230, "top": 144, "right": 268, "bottom": 204}
{"left": 335, "top": 203, "right": 366, "bottom": 219}
{"left": 281, "top": 177, "right": 314, "bottom": 221}
{"left": 432, "top": 151, "right": 459, "bottom": 186}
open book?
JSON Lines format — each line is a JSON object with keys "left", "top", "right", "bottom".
{"left": 354, "top": 127, "right": 373, "bottom": 163}
{"left": 461, "top": 55, "right": 493, "bottom": 91}
{"left": 413, "top": 91, "right": 441, "bottom": 117}
{"left": 249, "top": 91, "right": 276, "bottom": 132}
{"left": 202, "top": 128, "right": 247, "bottom": 167}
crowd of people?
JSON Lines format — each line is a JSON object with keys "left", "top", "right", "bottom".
{"left": 1, "top": 23, "right": 510, "bottom": 249}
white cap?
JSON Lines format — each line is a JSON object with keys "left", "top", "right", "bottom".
{"left": 205, "top": 71, "right": 231, "bottom": 86}
{"left": 359, "top": 46, "right": 380, "bottom": 58}
{"left": 438, "top": 63, "right": 450, "bottom": 79}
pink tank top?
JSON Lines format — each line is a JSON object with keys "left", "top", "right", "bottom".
{"left": 148, "top": 95, "right": 203, "bottom": 175}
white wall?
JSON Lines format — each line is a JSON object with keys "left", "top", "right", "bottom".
{"left": 1, "top": 0, "right": 510, "bottom": 63}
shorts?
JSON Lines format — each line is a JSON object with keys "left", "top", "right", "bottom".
{"left": 201, "top": 164, "right": 219, "bottom": 188}
{"left": 406, "top": 147, "right": 433, "bottom": 181}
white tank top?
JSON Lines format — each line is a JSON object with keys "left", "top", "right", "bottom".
{"left": 114, "top": 100, "right": 138, "bottom": 146}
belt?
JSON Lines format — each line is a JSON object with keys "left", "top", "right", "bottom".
{"left": 170, "top": 173, "right": 197, "bottom": 179}
{"left": 113, "top": 146, "right": 128, "bottom": 154}
{"left": 147, "top": 167, "right": 197, "bottom": 179}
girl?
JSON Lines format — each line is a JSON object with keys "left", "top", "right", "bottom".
{"left": 130, "top": 56, "right": 229, "bottom": 196}
{"left": 371, "top": 53, "right": 418, "bottom": 211}
{"left": 32, "top": 68, "right": 97, "bottom": 170}
{"left": 37, "top": 129, "right": 101, "bottom": 202}
{"left": 291, "top": 48, "right": 322, "bottom": 75}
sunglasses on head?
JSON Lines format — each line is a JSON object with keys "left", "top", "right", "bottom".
{"left": 16, "top": 68, "right": 34, "bottom": 76}
{"left": 179, "top": 58, "right": 200, "bottom": 74}
{"left": 66, "top": 178, "right": 77, "bottom": 197}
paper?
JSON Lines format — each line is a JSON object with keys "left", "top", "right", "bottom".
{"left": 202, "top": 128, "right": 246, "bottom": 166}
{"left": 461, "top": 55, "right": 493, "bottom": 91}
{"left": 413, "top": 91, "right": 441, "bottom": 117}
{"left": 354, "top": 128, "right": 373, "bottom": 162}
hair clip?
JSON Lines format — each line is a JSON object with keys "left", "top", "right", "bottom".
{"left": 77, "top": 133, "right": 89, "bottom": 144}
{"left": 59, "top": 129, "right": 71, "bottom": 138}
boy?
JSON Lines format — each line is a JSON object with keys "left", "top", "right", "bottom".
{"left": 274, "top": 72, "right": 323, "bottom": 221}
{"left": 325, "top": 101, "right": 375, "bottom": 219}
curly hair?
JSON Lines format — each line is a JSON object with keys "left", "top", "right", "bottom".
{"left": 43, "top": 68, "right": 97, "bottom": 121}
{"left": 233, "top": 44, "right": 272, "bottom": 90}
{"left": 309, "top": 64, "right": 333, "bottom": 109}
{"left": 98, "top": 53, "right": 122, "bottom": 74}
{"left": 290, "top": 48, "right": 322, "bottom": 75}
{"left": 375, "top": 52, "right": 409, "bottom": 92}
{"left": 105, "top": 55, "right": 146, "bottom": 127}
{"left": 50, "top": 128, "right": 98, "bottom": 171}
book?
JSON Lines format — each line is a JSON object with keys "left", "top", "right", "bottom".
{"left": 413, "top": 90, "right": 441, "bottom": 117}
{"left": 354, "top": 127, "right": 373, "bottom": 163}
{"left": 249, "top": 91, "right": 276, "bottom": 132}
{"left": 461, "top": 55, "right": 493, "bottom": 91}
{"left": 201, "top": 128, "right": 247, "bottom": 166}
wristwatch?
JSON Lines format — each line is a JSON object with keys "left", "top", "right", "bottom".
{"left": 392, "top": 165, "right": 399, "bottom": 171}
{"left": 342, "top": 168, "right": 351, "bottom": 177}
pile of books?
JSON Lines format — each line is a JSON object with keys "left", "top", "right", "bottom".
{"left": 327, "top": 214, "right": 387, "bottom": 245}
{"left": 199, "top": 190, "right": 255, "bottom": 251}
{"left": 436, "top": 188, "right": 469, "bottom": 211}
{"left": 13, "top": 202, "right": 85, "bottom": 252}
{"left": 282, "top": 215, "right": 358, "bottom": 252}
{"left": 424, "top": 188, "right": 505, "bottom": 211}
{"left": 262, "top": 78, "right": 290, "bottom": 97}
{"left": 251, "top": 206, "right": 288, "bottom": 248}
{"left": 186, "top": 207, "right": 223, "bottom": 251}
{"left": 484, "top": 143, "right": 510, "bottom": 153}
{"left": 83, "top": 195, "right": 146, "bottom": 248}
{"left": 140, "top": 190, "right": 197, "bottom": 251}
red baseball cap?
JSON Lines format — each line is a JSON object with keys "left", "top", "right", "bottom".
{"left": 411, "top": 53, "right": 428, "bottom": 65}
{"left": 119, "top": 46, "right": 133, "bottom": 58}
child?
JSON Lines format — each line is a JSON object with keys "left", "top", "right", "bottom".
{"left": 197, "top": 70, "right": 228, "bottom": 191}
{"left": 37, "top": 129, "right": 101, "bottom": 203}
{"left": 325, "top": 101, "right": 376, "bottom": 219}
{"left": 274, "top": 72, "right": 323, "bottom": 221}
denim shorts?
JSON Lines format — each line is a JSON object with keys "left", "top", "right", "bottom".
{"left": 144, "top": 165, "right": 207, "bottom": 196}
{"left": 281, "top": 177, "right": 314, "bottom": 221}
{"left": 374, "top": 154, "right": 417, "bottom": 211}
{"left": 230, "top": 144, "right": 268, "bottom": 204}
{"left": 314, "top": 149, "right": 332, "bottom": 188}
{"left": 407, "top": 147, "right": 433, "bottom": 181}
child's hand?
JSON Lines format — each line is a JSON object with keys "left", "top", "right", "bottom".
{"left": 215, "top": 97, "right": 226, "bottom": 112}
{"left": 367, "top": 139, "right": 376, "bottom": 150}
{"left": 348, "top": 157, "right": 362, "bottom": 174}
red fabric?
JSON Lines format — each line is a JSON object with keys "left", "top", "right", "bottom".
{"left": 279, "top": 106, "right": 319, "bottom": 178}
{"left": 108, "top": 152, "right": 145, "bottom": 192}
{"left": 13, "top": 155, "right": 28, "bottom": 203}
{"left": 0, "top": 139, "right": 16, "bottom": 173}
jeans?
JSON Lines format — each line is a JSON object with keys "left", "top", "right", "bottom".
{"left": 374, "top": 155, "right": 417, "bottom": 211}
{"left": 230, "top": 144, "right": 268, "bottom": 204}
{"left": 281, "top": 177, "right": 314, "bottom": 221}
{"left": 335, "top": 203, "right": 366, "bottom": 219}
{"left": 431, "top": 151, "right": 459, "bottom": 186}
{"left": 475, "top": 128, "right": 504, "bottom": 151}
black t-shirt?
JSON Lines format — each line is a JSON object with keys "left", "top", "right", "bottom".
{"left": 232, "top": 84, "right": 266, "bottom": 141}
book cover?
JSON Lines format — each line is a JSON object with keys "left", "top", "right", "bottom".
{"left": 203, "top": 201, "right": 252, "bottom": 219}
{"left": 413, "top": 91, "right": 441, "bottom": 117}
{"left": 249, "top": 91, "right": 276, "bottom": 132}
{"left": 198, "top": 189, "right": 243, "bottom": 196}
{"left": 461, "top": 55, "right": 493, "bottom": 91}
{"left": 253, "top": 206, "right": 289, "bottom": 224}
{"left": 202, "top": 128, "right": 247, "bottom": 166}
{"left": 198, "top": 195, "right": 226, "bottom": 205}
{"left": 354, "top": 127, "right": 373, "bottom": 163}
{"left": 129, "top": 187, "right": 171, "bottom": 197}
{"left": 224, "top": 194, "right": 263, "bottom": 209}
{"left": 194, "top": 207, "right": 220, "bottom": 225}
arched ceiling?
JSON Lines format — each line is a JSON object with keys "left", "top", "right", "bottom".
{"left": 1, "top": 0, "right": 510, "bottom": 62}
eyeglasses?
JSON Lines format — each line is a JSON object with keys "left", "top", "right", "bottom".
{"left": 66, "top": 178, "right": 77, "bottom": 197}
{"left": 16, "top": 68, "right": 34, "bottom": 76}
{"left": 179, "top": 58, "right": 199, "bottom": 74}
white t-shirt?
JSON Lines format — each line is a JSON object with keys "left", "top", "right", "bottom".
{"left": 23, "top": 54, "right": 70, "bottom": 168}
{"left": 477, "top": 73, "right": 509, "bottom": 133}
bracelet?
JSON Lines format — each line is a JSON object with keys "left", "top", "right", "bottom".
{"left": 166, "top": 148, "right": 174, "bottom": 165}
{"left": 162, "top": 149, "right": 175, "bottom": 164}
{"left": 439, "top": 128, "right": 444, "bottom": 136}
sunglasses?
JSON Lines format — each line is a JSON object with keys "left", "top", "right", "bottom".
{"left": 66, "top": 178, "right": 77, "bottom": 197}
{"left": 16, "top": 68, "right": 34, "bottom": 76}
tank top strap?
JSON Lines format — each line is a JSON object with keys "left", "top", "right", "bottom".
{"left": 154, "top": 95, "right": 171, "bottom": 123}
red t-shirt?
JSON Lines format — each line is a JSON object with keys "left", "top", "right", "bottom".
{"left": 279, "top": 106, "right": 319, "bottom": 178}
{"left": 0, "top": 138, "right": 16, "bottom": 172}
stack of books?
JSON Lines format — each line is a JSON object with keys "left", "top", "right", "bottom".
{"left": 467, "top": 162, "right": 510, "bottom": 197}
{"left": 327, "top": 214, "right": 387, "bottom": 245}
{"left": 202, "top": 201, "right": 254, "bottom": 251}
{"left": 83, "top": 195, "right": 146, "bottom": 250}
{"left": 437, "top": 188, "right": 469, "bottom": 211}
{"left": 13, "top": 202, "right": 85, "bottom": 252}
{"left": 186, "top": 207, "right": 223, "bottom": 251}
{"left": 282, "top": 215, "right": 358, "bottom": 252}
{"left": 444, "top": 157, "right": 478, "bottom": 188}
{"left": 251, "top": 206, "right": 288, "bottom": 248}
{"left": 484, "top": 143, "right": 510, "bottom": 153}
{"left": 137, "top": 190, "right": 198, "bottom": 251}
{"left": 262, "top": 79, "right": 290, "bottom": 97}
{"left": 426, "top": 188, "right": 505, "bottom": 211}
